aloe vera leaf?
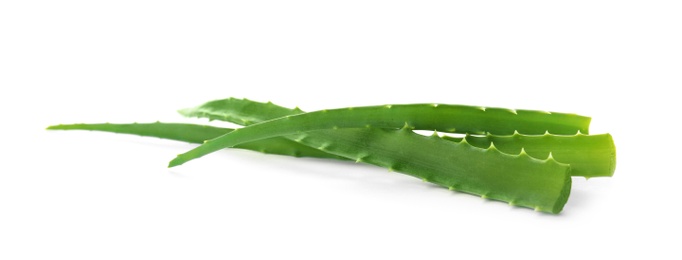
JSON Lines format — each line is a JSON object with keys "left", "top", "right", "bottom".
{"left": 294, "top": 126, "right": 572, "bottom": 213}
{"left": 169, "top": 104, "right": 573, "bottom": 213}
{"left": 173, "top": 106, "right": 573, "bottom": 212}
{"left": 180, "top": 98, "right": 590, "bottom": 135}
{"left": 46, "top": 121, "right": 615, "bottom": 178}
{"left": 169, "top": 101, "right": 590, "bottom": 167}
{"left": 181, "top": 98, "right": 614, "bottom": 177}
{"left": 442, "top": 133, "right": 616, "bottom": 178}
{"left": 46, "top": 123, "right": 347, "bottom": 160}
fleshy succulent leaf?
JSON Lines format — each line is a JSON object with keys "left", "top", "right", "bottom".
{"left": 46, "top": 123, "right": 348, "bottom": 160}
{"left": 177, "top": 98, "right": 613, "bottom": 177}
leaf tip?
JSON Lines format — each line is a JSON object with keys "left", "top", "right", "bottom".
{"left": 168, "top": 154, "right": 190, "bottom": 168}
{"left": 177, "top": 108, "right": 194, "bottom": 117}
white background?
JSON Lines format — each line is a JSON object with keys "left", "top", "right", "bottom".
{"left": 1, "top": 1, "right": 680, "bottom": 259}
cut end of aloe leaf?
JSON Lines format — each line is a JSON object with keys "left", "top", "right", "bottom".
{"left": 607, "top": 133, "right": 617, "bottom": 177}
{"left": 552, "top": 168, "right": 573, "bottom": 214}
